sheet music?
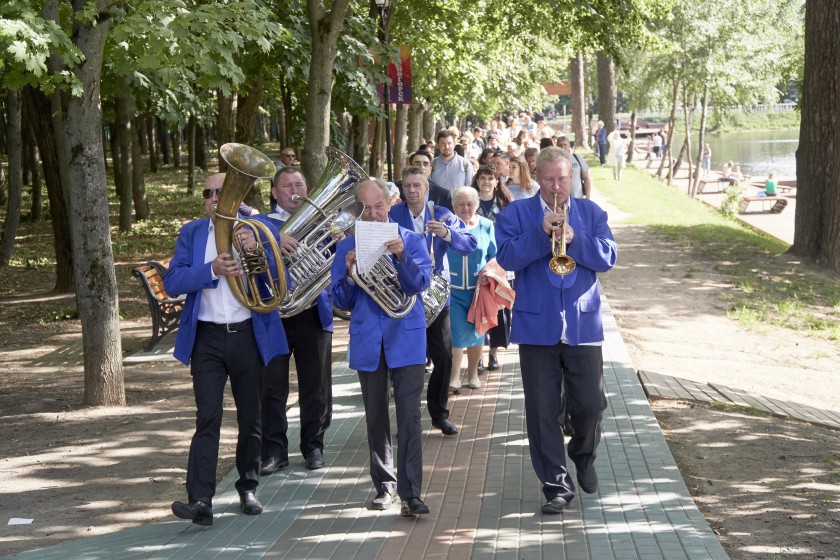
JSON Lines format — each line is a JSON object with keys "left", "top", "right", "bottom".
{"left": 355, "top": 221, "right": 398, "bottom": 276}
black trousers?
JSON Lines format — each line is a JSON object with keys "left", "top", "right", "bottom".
{"left": 519, "top": 342, "right": 607, "bottom": 502}
{"left": 187, "top": 322, "right": 263, "bottom": 506}
{"left": 262, "top": 306, "right": 332, "bottom": 460}
{"left": 426, "top": 306, "right": 452, "bottom": 422}
{"left": 358, "top": 349, "right": 425, "bottom": 499}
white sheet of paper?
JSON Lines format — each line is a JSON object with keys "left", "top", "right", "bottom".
{"left": 8, "top": 518, "right": 33, "bottom": 525}
{"left": 355, "top": 221, "right": 398, "bottom": 276}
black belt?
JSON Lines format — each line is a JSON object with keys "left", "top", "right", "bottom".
{"left": 198, "top": 319, "right": 253, "bottom": 333}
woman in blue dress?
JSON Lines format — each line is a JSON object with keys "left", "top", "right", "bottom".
{"left": 447, "top": 186, "right": 497, "bottom": 391}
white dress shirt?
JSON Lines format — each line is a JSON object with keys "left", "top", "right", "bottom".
{"left": 197, "top": 221, "right": 252, "bottom": 324}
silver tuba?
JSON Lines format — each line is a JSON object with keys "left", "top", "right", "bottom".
{"left": 350, "top": 257, "right": 417, "bottom": 319}
{"left": 421, "top": 201, "right": 451, "bottom": 326}
{"left": 277, "top": 147, "right": 367, "bottom": 317}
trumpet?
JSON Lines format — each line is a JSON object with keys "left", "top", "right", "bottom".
{"left": 549, "top": 193, "right": 576, "bottom": 276}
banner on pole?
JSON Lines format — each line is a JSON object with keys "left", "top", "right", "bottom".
{"left": 387, "top": 46, "right": 412, "bottom": 104}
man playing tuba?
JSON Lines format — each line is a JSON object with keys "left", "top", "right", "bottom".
{"left": 164, "top": 173, "right": 288, "bottom": 526}
{"left": 260, "top": 166, "right": 339, "bottom": 473}
{"left": 330, "top": 179, "right": 432, "bottom": 516}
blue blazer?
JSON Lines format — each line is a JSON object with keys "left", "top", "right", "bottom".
{"left": 264, "top": 213, "right": 334, "bottom": 333}
{"left": 164, "top": 216, "right": 289, "bottom": 366}
{"left": 388, "top": 202, "right": 477, "bottom": 279}
{"left": 330, "top": 225, "right": 431, "bottom": 371}
{"left": 495, "top": 195, "right": 618, "bottom": 346}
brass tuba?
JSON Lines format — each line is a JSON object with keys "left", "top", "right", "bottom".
{"left": 278, "top": 147, "right": 367, "bottom": 317}
{"left": 421, "top": 201, "right": 450, "bottom": 326}
{"left": 215, "top": 143, "right": 287, "bottom": 312}
{"left": 350, "top": 257, "right": 417, "bottom": 319}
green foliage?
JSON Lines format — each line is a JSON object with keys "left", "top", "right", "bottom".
{"left": 46, "top": 307, "right": 79, "bottom": 322}
{"left": 720, "top": 181, "right": 743, "bottom": 218}
{"left": 0, "top": 1, "right": 83, "bottom": 92}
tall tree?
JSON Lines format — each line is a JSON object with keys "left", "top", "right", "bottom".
{"left": 570, "top": 51, "right": 588, "bottom": 149}
{"left": 61, "top": 0, "right": 125, "bottom": 405}
{"left": 794, "top": 0, "right": 840, "bottom": 271}
{"left": 596, "top": 51, "right": 616, "bottom": 133}
{"left": 302, "top": 0, "right": 354, "bottom": 181}
{"left": 0, "top": 89, "right": 22, "bottom": 268}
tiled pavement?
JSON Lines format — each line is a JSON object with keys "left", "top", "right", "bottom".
{"left": 4, "top": 298, "right": 728, "bottom": 560}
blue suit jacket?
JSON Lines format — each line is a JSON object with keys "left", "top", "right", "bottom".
{"left": 495, "top": 195, "right": 617, "bottom": 346}
{"left": 330, "top": 224, "right": 431, "bottom": 371}
{"left": 264, "top": 213, "right": 334, "bottom": 333}
{"left": 164, "top": 216, "right": 289, "bottom": 366}
{"left": 388, "top": 202, "right": 477, "bottom": 279}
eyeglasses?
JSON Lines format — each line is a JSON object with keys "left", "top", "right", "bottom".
{"left": 412, "top": 161, "right": 431, "bottom": 167}
{"left": 202, "top": 188, "right": 222, "bottom": 199}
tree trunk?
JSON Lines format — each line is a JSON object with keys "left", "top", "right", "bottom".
{"left": 339, "top": 111, "right": 352, "bottom": 153}
{"left": 23, "top": 109, "right": 43, "bottom": 221}
{"left": 657, "top": 78, "right": 680, "bottom": 179}
{"left": 136, "top": 117, "right": 148, "bottom": 154}
{"left": 115, "top": 88, "right": 133, "bottom": 232}
{"left": 195, "top": 123, "right": 207, "bottom": 171}
{"left": 570, "top": 51, "right": 588, "bottom": 149}
{"left": 276, "top": 105, "right": 287, "bottom": 150}
{"left": 596, "top": 51, "right": 617, "bottom": 134}
{"left": 61, "top": 5, "right": 125, "bottom": 406}
{"left": 675, "top": 90, "right": 694, "bottom": 187}
{"left": 132, "top": 116, "right": 149, "bottom": 220}
{"left": 235, "top": 79, "right": 263, "bottom": 145}
{"left": 280, "top": 78, "right": 293, "bottom": 148}
{"left": 217, "top": 90, "right": 236, "bottom": 173}
{"left": 171, "top": 127, "right": 181, "bottom": 168}
{"left": 109, "top": 122, "right": 122, "bottom": 193}
{"left": 407, "top": 102, "right": 423, "bottom": 154}
{"left": 187, "top": 115, "right": 196, "bottom": 194}
{"left": 351, "top": 114, "right": 369, "bottom": 173}
{"left": 22, "top": 86, "right": 74, "bottom": 292}
{"left": 0, "top": 89, "right": 23, "bottom": 268}
{"left": 794, "top": 0, "right": 840, "bottom": 271}
{"left": 691, "top": 84, "right": 710, "bottom": 198}
{"left": 626, "top": 111, "right": 636, "bottom": 164}
{"left": 158, "top": 117, "right": 170, "bottom": 165}
{"left": 145, "top": 114, "right": 158, "bottom": 173}
{"left": 370, "top": 116, "right": 384, "bottom": 179}
{"left": 393, "top": 103, "right": 408, "bottom": 178}
{"left": 302, "top": 0, "right": 352, "bottom": 183}
{"left": 422, "top": 103, "right": 435, "bottom": 145}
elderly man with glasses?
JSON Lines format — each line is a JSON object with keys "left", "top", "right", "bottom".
{"left": 275, "top": 147, "right": 297, "bottom": 170}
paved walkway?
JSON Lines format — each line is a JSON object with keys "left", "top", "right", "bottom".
{"left": 3, "top": 299, "right": 727, "bottom": 560}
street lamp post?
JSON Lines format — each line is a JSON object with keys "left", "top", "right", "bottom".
{"left": 374, "top": 0, "right": 392, "bottom": 182}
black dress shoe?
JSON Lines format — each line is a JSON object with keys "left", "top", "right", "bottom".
{"left": 432, "top": 418, "right": 459, "bottom": 435}
{"left": 401, "top": 497, "right": 430, "bottom": 516}
{"left": 487, "top": 355, "right": 500, "bottom": 371}
{"left": 239, "top": 491, "right": 263, "bottom": 515}
{"left": 576, "top": 463, "right": 598, "bottom": 494}
{"left": 260, "top": 456, "right": 290, "bottom": 475}
{"left": 172, "top": 500, "right": 213, "bottom": 526}
{"left": 562, "top": 415, "right": 575, "bottom": 438}
{"left": 476, "top": 359, "right": 485, "bottom": 372}
{"left": 541, "top": 496, "right": 568, "bottom": 514}
{"left": 371, "top": 490, "right": 393, "bottom": 510}
{"left": 305, "top": 448, "right": 325, "bottom": 470}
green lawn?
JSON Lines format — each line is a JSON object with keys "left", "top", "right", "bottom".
{"left": 589, "top": 161, "right": 840, "bottom": 344}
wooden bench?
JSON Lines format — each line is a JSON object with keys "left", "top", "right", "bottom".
{"left": 132, "top": 259, "right": 185, "bottom": 350}
{"left": 738, "top": 196, "right": 788, "bottom": 214}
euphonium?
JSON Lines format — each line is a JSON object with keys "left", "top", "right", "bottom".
{"left": 277, "top": 147, "right": 367, "bottom": 317}
{"left": 549, "top": 193, "right": 576, "bottom": 276}
{"left": 215, "top": 143, "right": 287, "bottom": 312}
{"left": 350, "top": 257, "right": 417, "bottom": 319}
{"left": 421, "top": 201, "right": 450, "bottom": 326}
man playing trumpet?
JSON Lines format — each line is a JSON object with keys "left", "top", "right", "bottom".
{"left": 495, "top": 148, "right": 618, "bottom": 514}
{"left": 330, "top": 179, "right": 433, "bottom": 516}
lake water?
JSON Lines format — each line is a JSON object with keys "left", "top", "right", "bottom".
{"left": 671, "top": 129, "right": 799, "bottom": 178}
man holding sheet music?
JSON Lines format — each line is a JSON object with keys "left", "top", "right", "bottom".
{"left": 330, "top": 179, "right": 433, "bottom": 516}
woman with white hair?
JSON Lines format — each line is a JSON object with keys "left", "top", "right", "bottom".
{"left": 447, "top": 186, "right": 497, "bottom": 391}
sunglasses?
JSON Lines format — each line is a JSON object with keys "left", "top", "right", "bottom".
{"left": 281, "top": 153, "right": 296, "bottom": 159}
{"left": 202, "top": 188, "right": 222, "bottom": 199}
